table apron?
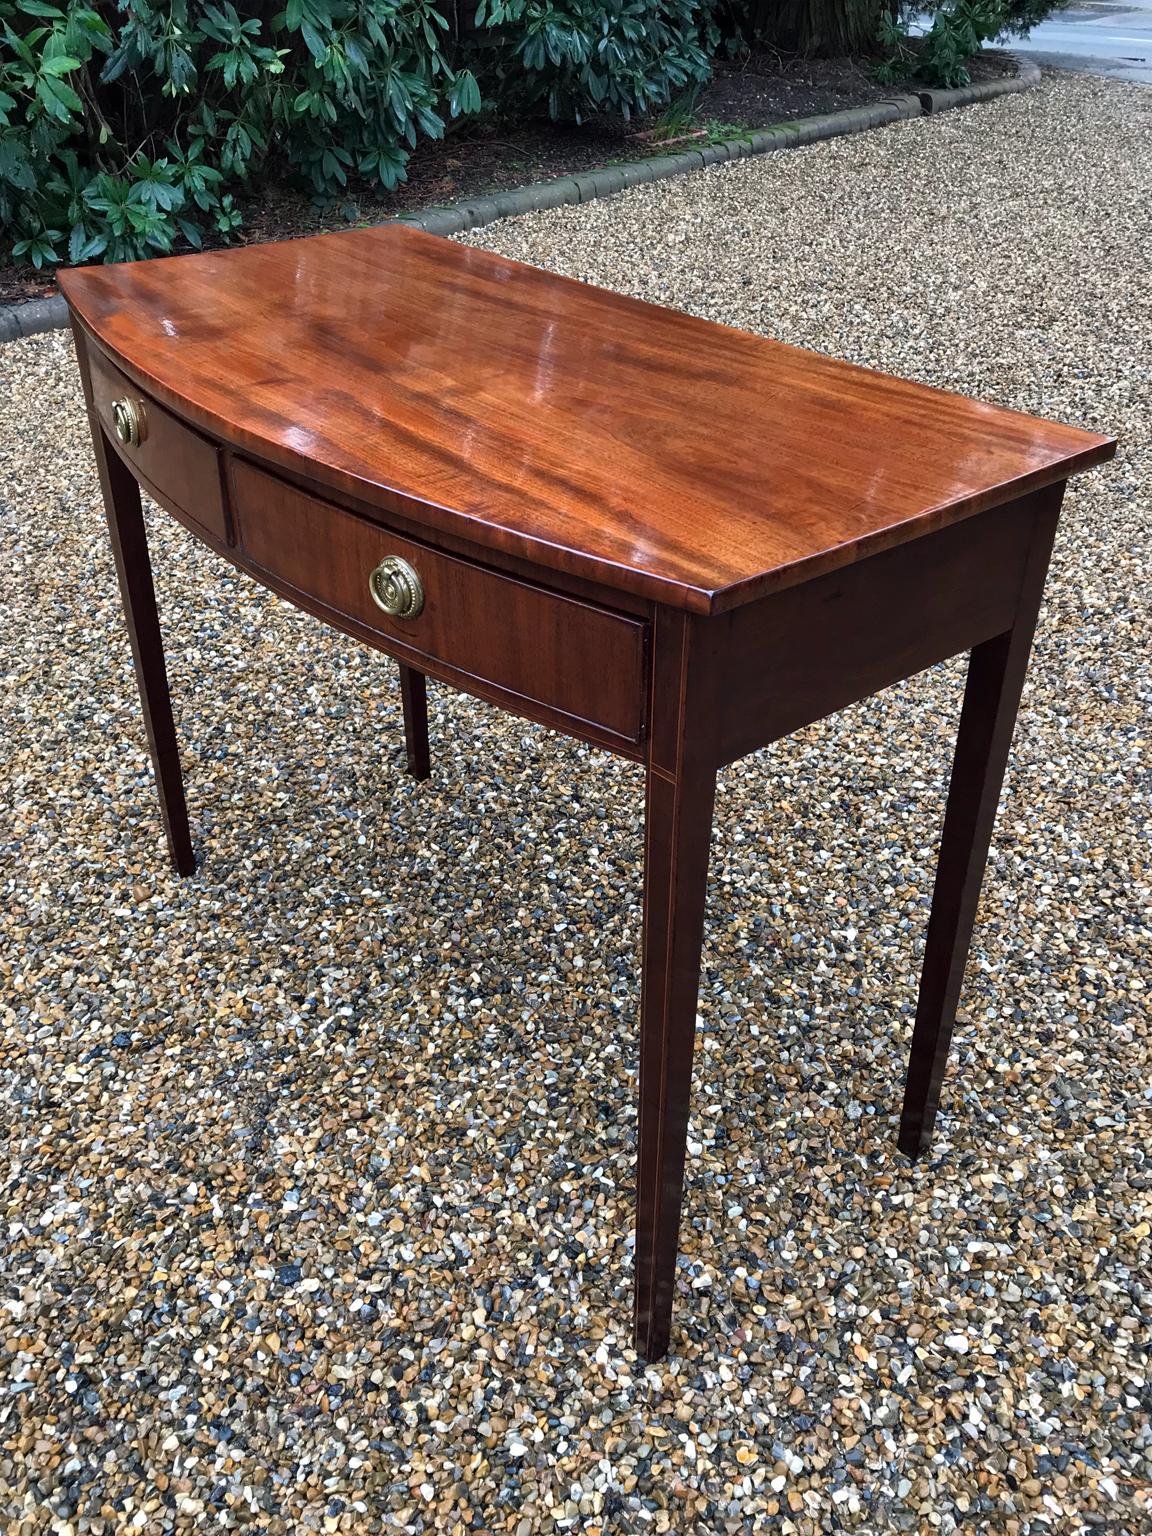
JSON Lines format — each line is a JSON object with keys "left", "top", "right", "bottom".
{"left": 714, "top": 489, "right": 1049, "bottom": 766}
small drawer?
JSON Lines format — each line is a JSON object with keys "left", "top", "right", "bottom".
{"left": 88, "top": 346, "right": 228, "bottom": 544}
{"left": 231, "top": 459, "right": 648, "bottom": 747}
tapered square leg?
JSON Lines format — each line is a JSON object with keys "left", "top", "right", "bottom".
{"left": 398, "top": 664, "right": 430, "bottom": 780}
{"left": 634, "top": 611, "right": 719, "bottom": 1361}
{"left": 899, "top": 490, "right": 1063, "bottom": 1158}
{"left": 92, "top": 426, "right": 195, "bottom": 876}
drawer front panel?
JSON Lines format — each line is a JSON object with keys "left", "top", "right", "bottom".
{"left": 231, "top": 459, "right": 648, "bottom": 746}
{"left": 88, "top": 346, "right": 228, "bottom": 544}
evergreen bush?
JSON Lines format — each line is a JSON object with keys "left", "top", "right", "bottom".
{"left": 0, "top": 0, "right": 712, "bottom": 268}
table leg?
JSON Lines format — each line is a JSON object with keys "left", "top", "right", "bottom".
{"left": 635, "top": 613, "right": 717, "bottom": 1360}
{"left": 93, "top": 426, "right": 196, "bottom": 876}
{"left": 398, "top": 664, "right": 430, "bottom": 780}
{"left": 899, "top": 491, "right": 1063, "bottom": 1158}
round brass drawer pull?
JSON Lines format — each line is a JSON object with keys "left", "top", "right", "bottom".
{"left": 368, "top": 555, "right": 424, "bottom": 620}
{"left": 111, "top": 397, "right": 146, "bottom": 448}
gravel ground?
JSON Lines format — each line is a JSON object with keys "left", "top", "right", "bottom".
{"left": 2, "top": 72, "right": 1150, "bottom": 1536}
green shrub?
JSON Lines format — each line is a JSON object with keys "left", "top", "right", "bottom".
{"left": 1, "top": 0, "right": 717, "bottom": 271}
{"left": 880, "top": 0, "right": 1068, "bottom": 88}
{"left": 470, "top": 0, "right": 716, "bottom": 123}
{"left": 0, "top": 0, "right": 471, "bottom": 268}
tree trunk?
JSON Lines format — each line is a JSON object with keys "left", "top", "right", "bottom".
{"left": 747, "top": 0, "right": 888, "bottom": 55}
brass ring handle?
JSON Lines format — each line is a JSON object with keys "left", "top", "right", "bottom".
{"left": 368, "top": 555, "right": 424, "bottom": 620}
{"left": 111, "top": 397, "right": 146, "bottom": 448}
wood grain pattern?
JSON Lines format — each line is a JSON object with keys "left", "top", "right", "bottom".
{"left": 88, "top": 414, "right": 196, "bottom": 875}
{"left": 398, "top": 664, "right": 431, "bottom": 781}
{"left": 714, "top": 493, "right": 1042, "bottom": 765}
{"left": 899, "top": 486, "right": 1064, "bottom": 1157}
{"left": 59, "top": 226, "right": 1114, "bottom": 614}
{"left": 231, "top": 457, "right": 649, "bottom": 747}
{"left": 87, "top": 343, "right": 229, "bottom": 546}
{"left": 635, "top": 609, "right": 721, "bottom": 1362}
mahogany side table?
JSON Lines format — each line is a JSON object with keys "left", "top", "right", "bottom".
{"left": 59, "top": 227, "right": 1115, "bottom": 1360}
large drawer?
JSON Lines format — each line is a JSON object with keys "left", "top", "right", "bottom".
{"left": 88, "top": 345, "right": 228, "bottom": 544}
{"left": 230, "top": 459, "right": 648, "bottom": 746}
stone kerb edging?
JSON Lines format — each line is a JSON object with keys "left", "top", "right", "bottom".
{"left": 0, "top": 53, "right": 1040, "bottom": 346}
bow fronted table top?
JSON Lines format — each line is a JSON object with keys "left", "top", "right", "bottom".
{"left": 59, "top": 226, "right": 1114, "bottom": 615}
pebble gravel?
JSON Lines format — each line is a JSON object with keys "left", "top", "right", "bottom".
{"left": 2, "top": 72, "right": 1150, "bottom": 1536}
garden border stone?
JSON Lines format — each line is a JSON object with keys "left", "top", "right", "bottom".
{"left": 0, "top": 52, "right": 1040, "bottom": 346}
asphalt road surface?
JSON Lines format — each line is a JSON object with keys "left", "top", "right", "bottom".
{"left": 1008, "top": 0, "right": 1152, "bottom": 84}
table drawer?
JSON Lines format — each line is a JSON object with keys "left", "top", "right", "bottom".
{"left": 231, "top": 459, "right": 648, "bottom": 746}
{"left": 88, "top": 346, "right": 228, "bottom": 544}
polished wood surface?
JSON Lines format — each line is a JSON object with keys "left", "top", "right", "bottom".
{"left": 87, "top": 342, "right": 229, "bottom": 546}
{"left": 899, "top": 486, "right": 1063, "bottom": 1157}
{"left": 635, "top": 609, "right": 719, "bottom": 1361}
{"left": 399, "top": 665, "right": 431, "bottom": 781}
{"left": 714, "top": 489, "right": 1043, "bottom": 764}
{"left": 86, "top": 404, "right": 196, "bottom": 877}
{"left": 232, "top": 458, "right": 648, "bottom": 749}
{"left": 62, "top": 231, "right": 1115, "bottom": 1361}
{"left": 59, "top": 226, "right": 1113, "bottom": 615}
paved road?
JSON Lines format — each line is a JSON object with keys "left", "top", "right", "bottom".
{"left": 1007, "top": 0, "right": 1152, "bottom": 83}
